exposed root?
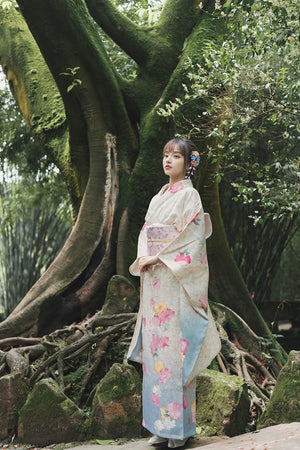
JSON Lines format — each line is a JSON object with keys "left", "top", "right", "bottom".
{"left": 29, "top": 315, "right": 136, "bottom": 385}
{"left": 0, "top": 337, "right": 42, "bottom": 349}
{"left": 214, "top": 313, "right": 275, "bottom": 410}
{"left": 0, "top": 300, "right": 284, "bottom": 423}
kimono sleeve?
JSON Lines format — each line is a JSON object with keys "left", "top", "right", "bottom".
{"left": 157, "top": 191, "right": 211, "bottom": 317}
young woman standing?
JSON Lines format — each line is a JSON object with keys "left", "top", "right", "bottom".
{"left": 127, "top": 138, "right": 221, "bottom": 448}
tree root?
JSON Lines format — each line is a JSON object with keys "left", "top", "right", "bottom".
{"left": 215, "top": 319, "right": 274, "bottom": 410}
{"left": 30, "top": 315, "right": 136, "bottom": 385}
{"left": 0, "top": 337, "right": 41, "bottom": 349}
{"left": 0, "top": 301, "right": 283, "bottom": 422}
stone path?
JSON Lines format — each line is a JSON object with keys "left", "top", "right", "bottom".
{"left": 1, "top": 423, "right": 299, "bottom": 450}
{"left": 66, "top": 423, "right": 300, "bottom": 450}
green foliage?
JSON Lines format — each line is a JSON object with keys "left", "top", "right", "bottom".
{"left": 95, "top": 0, "right": 166, "bottom": 80}
{"left": 0, "top": 75, "right": 72, "bottom": 317}
{"left": 0, "top": 76, "right": 56, "bottom": 178}
{"left": 270, "top": 224, "right": 300, "bottom": 303}
{"left": 258, "top": 334, "right": 284, "bottom": 363}
{"left": 156, "top": 0, "right": 300, "bottom": 304}
{"left": 0, "top": 172, "right": 72, "bottom": 317}
{"left": 63, "top": 364, "right": 86, "bottom": 403}
{"left": 158, "top": 0, "right": 300, "bottom": 220}
{"left": 59, "top": 67, "right": 82, "bottom": 92}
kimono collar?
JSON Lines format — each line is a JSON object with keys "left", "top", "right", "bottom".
{"left": 161, "top": 179, "right": 193, "bottom": 195}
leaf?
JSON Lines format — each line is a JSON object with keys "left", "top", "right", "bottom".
{"left": 67, "top": 84, "right": 74, "bottom": 92}
{"left": 96, "top": 440, "right": 115, "bottom": 445}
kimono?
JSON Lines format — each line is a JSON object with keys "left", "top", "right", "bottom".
{"left": 127, "top": 179, "right": 221, "bottom": 440}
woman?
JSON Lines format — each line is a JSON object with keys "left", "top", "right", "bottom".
{"left": 127, "top": 138, "right": 221, "bottom": 448}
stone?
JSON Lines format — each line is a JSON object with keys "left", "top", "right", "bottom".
{"left": 0, "top": 373, "right": 29, "bottom": 439}
{"left": 196, "top": 369, "right": 250, "bottom": 437}
{"left": 102, "top": 275, "right": 139, "bottom": 315}
{"left": 259, "top": 350, "right": 300, "bottom": 428}
{"left": 18, "top": 378, "right": 89, "bottom": 445}
{"left": 92, "top": 363, "right": 142, "bottom": 438}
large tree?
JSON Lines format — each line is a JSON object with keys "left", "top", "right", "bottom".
{"left": 0, "top": 0, "right": 282, "bottom": 360}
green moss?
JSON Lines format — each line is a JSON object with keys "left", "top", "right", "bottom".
{"left": 108, "top": 415, "right": 141, "bottom": 436}
{"left": 259, "top": 351, "right": 300, "bottom": 428}
{"left": 17, "top": 378, "right": 93, "bottom": 445}
{"left": 95, "top": 363, "right": 142, "bottom": 405}
{"left": 207, "top": 357, "right": 220, "bottom": 372}
{"left": 196, "top": 369, "right": 250, "bottom": 437}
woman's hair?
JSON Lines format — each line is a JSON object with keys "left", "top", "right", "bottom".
{"left": 163, "top": 138, "right": 199, "bottom": 178}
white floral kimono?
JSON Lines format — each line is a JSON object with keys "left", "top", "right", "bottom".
{"left": 127, "top": 179, "right": 221, "bottom": 440}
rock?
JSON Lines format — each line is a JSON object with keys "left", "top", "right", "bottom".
{"left": 102, "top": 275, "right": 139, "bottom": 315}
{"left": 92, "top": 363, "right": 142, "bottom": 438}
{"left": 196, "top": 369, "right": 250, "bottom": 437}
{"left": 259, "top": 350, "right": 300, "bottom": 428}
{"left": 18, "top": 378, "right": 89, "bottom": 445}
{"left": 0, "top": 373, "right": 29, "bottom": 439}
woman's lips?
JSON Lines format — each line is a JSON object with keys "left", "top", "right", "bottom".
{"left": 165, "top": 165, "right": 171, "bottom": 169}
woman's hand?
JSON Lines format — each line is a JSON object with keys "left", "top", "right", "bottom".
{"left": 139, "top": 255, "right": 159, "bottom": 273}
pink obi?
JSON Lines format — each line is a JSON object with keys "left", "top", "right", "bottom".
{"left": 147, "top": 225, "right": 179, "bottom": 256}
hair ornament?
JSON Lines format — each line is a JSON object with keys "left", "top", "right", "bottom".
{"left": 185, "top": 150, "right": 200, "bottom": 179}
{"left": 190, "top": 150, "right": 200, "bottom": 167}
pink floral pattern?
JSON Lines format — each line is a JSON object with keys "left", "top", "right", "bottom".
{"left": 167, "top": 402, "right": 182, "bottom": 419}
{"left": 152, "top": 392, "right": 160, "bottom": 406}
{"left": 130, "top": 180, "right": 217, "bottom": 439}
{"left": 174, "top": 250, "right": 191, "bottom": 266}
{"left": 170, "top": 181, "right": 184, "bottom": 194}
{"left": 181, "top": 338, "right": 190, "bottom": 356}
{"left": 159, "top": 367, "right": 173, "bottom": 384}
{"left": 152, "top": 277, "right": 160, "bottom": 289}
{"left": 150, "top": 334, "right": 170, "bottom": 356}
{"left": 150, "top": 300, "right": 175, "bottom": 328}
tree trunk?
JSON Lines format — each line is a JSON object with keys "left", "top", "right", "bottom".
{"left": 0, "top": 0, "right": 286, "bottom": 365}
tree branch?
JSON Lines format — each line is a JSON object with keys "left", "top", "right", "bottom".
{"left": 156, "top": 0, "right": 208, "bottom": 43}
{"left": 85, "top": 0, "right": 150, "bottom": 66}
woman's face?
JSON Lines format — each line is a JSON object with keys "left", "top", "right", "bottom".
{"left": 163, "top": 146, "right": 188, "bottom": 182}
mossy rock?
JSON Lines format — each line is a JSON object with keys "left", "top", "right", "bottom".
{"left": 0, "top": 373, "right": 29, "bottom": 439}
{"left": 92, "top": 363, "right": 142, "bottom": 438}
{"left": 259, "top": 350, "right": 300, "bottom": 428}
{"left": 196, "top": 369, "right": 250, "bottom": 437}
{"left": 102, "top": 275, "right": 139, "bottom": 315}
{"left": 18, "top": 378, "right": 89, "bottom": 445}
